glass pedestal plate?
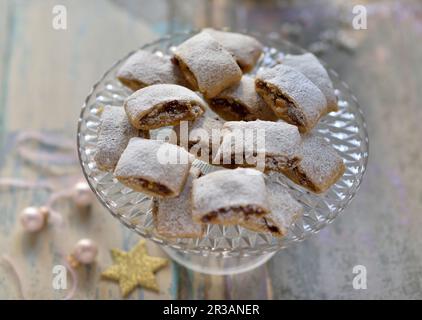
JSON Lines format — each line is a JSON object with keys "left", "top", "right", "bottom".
{"left": 77, "top": 31, "right": 369, "bottom": 275}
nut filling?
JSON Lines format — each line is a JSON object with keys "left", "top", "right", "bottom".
{"left": 290, "top": 167, "right": 317, "bottom": 193}
{"left": 263, "top": 218, "right": 282, "bottom": 235}
{"left": 201, "top": 205, "right": 267, "bottom": 223}
{"left": 256, "top": 80, "right": 305, "bottom": 127}
{"left": 172, "top": 57, "right": 198, "bottom": 90}
{"left": 123, "top": 177, "right": 173, "bottom": 197}
{"left": 118, "top": 78, "right": 144, "bottom": 91}
{"left": 210, "top": 98, "right": 249, "bottom": 120}
{"left": 265, "top": 155, "right": 301, "bottom": 172}
{"left": 139, "top": 101, "right": 203, "bottom": 129}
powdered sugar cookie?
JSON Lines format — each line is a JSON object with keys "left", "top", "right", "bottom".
{"left": 283, "top": 53, "right": 338, "bottom": 112}
{"left": 94, "top": 106, "right": 146, "bottom": 172}
{"left": 124, "top": 84, "right": 206, "bottom": 130}
{"left": 256, "top": 64, "right": 328, "bottom": 133}
{"left": 241, "top": 174, "right": 303, "bottom": 237}
{"left": 192, "top": 168, "right": 270, "bottom": 225}
{"left": 173, "top": 32, "right": 242, "bottom": 98}
{"left": 152, "top": 168, "right": 204, "bottom": 239}
{"left": 117, "top": 50, "right": 187, "bottom": 91}
{"left": 114, "top": 138, "right": 192, "bottom": 198}
{"left": 203, "top": 28, "right": 263, "bottom": 72}
{"left": 215, "top": 120, "right": 302, "bottom": 172}
{"left": 282, "top": 134, "right": 345, "bottom": 193}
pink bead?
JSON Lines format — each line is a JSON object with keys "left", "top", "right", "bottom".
{"left": 20, "top": 207, "right": 47, "bottom": 233}
{"left": 73, "top": 239, "right": 98, "bottom": 264}
{"left": 73, "top": 181, "right": 94, "bottom": 209}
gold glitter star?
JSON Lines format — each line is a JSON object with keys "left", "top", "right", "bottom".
{"left": 102, "top": 240, "right": 168, "bottom": 297}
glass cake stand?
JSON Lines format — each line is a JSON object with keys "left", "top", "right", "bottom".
{"left": 77, "top": 30, "right": 369, "bottom": 275}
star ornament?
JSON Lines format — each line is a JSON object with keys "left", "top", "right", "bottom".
{"left": 102, "top": 240, "right": 168, "bottom": 297}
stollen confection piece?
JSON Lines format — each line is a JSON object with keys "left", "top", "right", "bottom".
{"left": 114, "top": 138, "right": 192, "bottom": 198}
{"left": 116, "top": 50, "right": 187, "bottom": 91}
{"left": 192, "top": 168, "right": 270, "bottom": 225}
{"left": 214, "top": 120, "right": 302, "bottom": 172}
{"left": 255, "top": 64, "right": 328, "bottom": 133}
{"left": 240, "top": 174, "right": 303, "bottom": 237}
{"left": 209, "top": 76, "right": 277, "bottom": 121}
{"left": 282, "top": 134, "right": 345, "bottom": 193}
{"left": 203, "top": 28, "right": 263, "bottom": 72}
{"left": 283, "top": 53, "right": 338, "bottom": 112}
{"left": 173, "top": 32, "right": 242, "bottom": 98}
{"left": 124, "top": 84, "right": 206, "bottom": 130}
{"left": 152, "top": 168, "right": 204, "bottom": 239}
{"left": 94, "top": 106, "right": 146, "bottom": 172}
{"left": 174, "top": 116, "right": 224, "bottom": 163}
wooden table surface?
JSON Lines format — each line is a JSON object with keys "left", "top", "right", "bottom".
{"left": 1, "top": 0, "right": 421, "bottom": 299}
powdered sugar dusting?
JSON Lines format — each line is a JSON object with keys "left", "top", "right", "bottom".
{"left": 203, "top": 28, "right": 263, "bottom": 72}
{"left": 117, "top": 50, "right": 187, "bottom": 90}
{"left": 283, "top": 53, "right": 337, "bottom": 112}
{"left": 94, "top": 106, "right": 140, "bottom": 172}
{"left": 294, "top": 134, "right": 345, "bottom": 192}
{"left": 153, "top": 168, "right": 204, "bottom": 238}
